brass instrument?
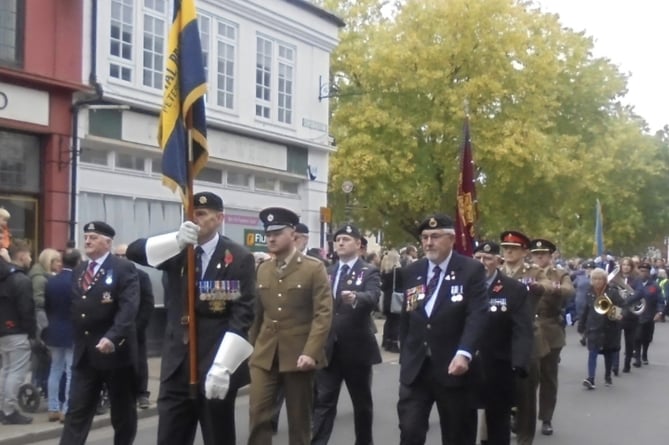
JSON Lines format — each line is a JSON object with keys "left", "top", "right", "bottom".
{"left": 594, "top": 292, "right": 622, "bottom": 320}
{"left": 606, "top": 266, "right": 645, "bottom": 316}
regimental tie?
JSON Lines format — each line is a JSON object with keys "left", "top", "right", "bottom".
{"left": 335, "top": 264, "right": 350, "bottom": 298}
{"left": 195, "top": 246, "right": 204, "bottom": 280}
{"left": 422, "top": 265, "right": 443, "bottom": 317}
{"left": 425, "top": 265, "right": 442, "bottom": 303}
{"left": 81, "top": 261, "right": 97, "bottom": 289}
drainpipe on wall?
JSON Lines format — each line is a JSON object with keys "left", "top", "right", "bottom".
{"left": 69, "top": 0, "right": 104, "bottom": 242}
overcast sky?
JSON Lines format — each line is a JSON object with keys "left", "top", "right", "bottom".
{"left": 536, "top": 0, "right": 668, "bottom": 132}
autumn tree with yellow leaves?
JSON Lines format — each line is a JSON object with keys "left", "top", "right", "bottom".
{"left": 319, "top": 0, "right": 669, "bottom": 256}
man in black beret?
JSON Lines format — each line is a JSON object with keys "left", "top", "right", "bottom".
{"left": 397, "top": 213, "right": 489, "bottom": 444}
{"left": 473, "top": 242, "right": 533, "bottom": 445}
{"left": 60, "top": 221, "right": 140, "bottom": 445}
{"left": 247, "top": 207, "right": 332, "bottom": 445}
{"left": 529, "top": 238, "right": 574, "bottom": 437}
{"left": 126, "top": 192, "right": 256, "bottom": 445}
{"left": 312, "top": 224, "right": 381, "bottom": 445}
{"left": 632, "top": 262, "right": 665, "bottom": 368}
{"left": 294, "top": 223, "right": 310, "bottom": 255}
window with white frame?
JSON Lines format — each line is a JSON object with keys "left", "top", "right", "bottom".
{"left": 142, "top": 0, "right": 167, "bottom": 89}
{"left": 109, "top": 0, "right": 167, "bottom": 89}
{"left": 277, "top": 45, "right": 294, "bottom": 124}
{"left": 255, "top": 35, "right": 296, "bottom": 124}
{"left": 255, "top": 36, "right": 272, "bottom": 119}
{"left": 216, "top": 20, "right": 236, "bottom": 110}
{"left": 110, "top": 0, "right": 134, "bottom": 82}
{"left": 198, "top": 15, "right": 210, "bottom": 80}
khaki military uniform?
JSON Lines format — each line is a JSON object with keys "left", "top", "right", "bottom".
{"left": 536, "top": 266, "right": 574, "bottom": 425}
{"left": 248, "top": 251, "right": 332, "bottom": 445}
{"left": 502, "top": 262, "right": 546, "bottom": 445}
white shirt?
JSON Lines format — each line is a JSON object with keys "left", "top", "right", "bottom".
{"left": 333, "top": 257, "right": 359, "bottom": 298}
{"left": 197, "top": 233, "right": 220, "bottom": 279}
{"left": 424, "top": 254, "right": 451, "bottom": 316}
{"left": 88, "top": 252, "right": 110, "bottom": 275}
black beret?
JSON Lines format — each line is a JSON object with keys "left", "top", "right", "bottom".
{"left": 417, "top": 214, "right": 454, "bottom": 233}
{"left": 500, "top": 230, "right": 530, "bottom": 249}
{"left": 474, "top": 241, "right": 500, "bottom": 255}
{"left": 259, "top": 207, "right": 299, "bottom": 232}
{"left": 194, "top": 192, "right": 224, "bottom": 211}
{"left": 530, "top": 239, "right": 556, "bottom": 254}
{"left": 295, "top": 223, "right": 309, "bottom": 234}
{"left": 83, "top": 221, "right": 115, "bottom": 238}
{"left": 334, "top": 224, "right": 362, "bottom": 240}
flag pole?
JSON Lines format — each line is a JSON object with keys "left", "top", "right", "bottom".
{"left": 186, "top": 128, "right": 198, "bottom": 399}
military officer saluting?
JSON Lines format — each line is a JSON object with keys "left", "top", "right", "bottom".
{"left": 248, "top": 207, "right": 332, "bottom": 445}
{"left": 312, "top": 224, "right": 382, "bottom": 445}
{"left": 529, "top": 238, "right": 574, "bottom": 437}
{"left": 59, "top": 221, "right": 139, "bottom": 445}
{"left": 473, "top": 241, "right": 533, "bottom": 445}
{"left": 499, "top": 231, "right": 546, "bottom": 445}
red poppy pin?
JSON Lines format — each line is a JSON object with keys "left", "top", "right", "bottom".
{"left": 224, "top": 249, "right": 234, "bottom": 268}
{"left": 492, "top": 284, "right": 503, "bottom": 293}
{"left": 649, "top": 285, "right": 657, "bottom": 293}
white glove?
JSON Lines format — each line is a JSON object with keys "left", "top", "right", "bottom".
{"left": 204, "top": 332, "right": 253, "bottom": 400}
{"left": 145, "top": 221, "right": 200, "bottom": 267}
{"left": 177, "top": 221, "right": 199, "bottom": 249}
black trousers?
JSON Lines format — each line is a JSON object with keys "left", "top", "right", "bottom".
{"left": 481, "top": 361, "right": 514, "bottom": 445}
{"left": 136, "top": 332, "right": 149, "bottom": 397}
{"left": 157, "top": 359, "right": 238, "bottom": 445}
{"left": 312, "top": 356, "right": 374, "bottom": 445}
{"left": 59, "top": 364, "right": 137, "bottom": 445}
{"left": 382, "top": 313, "right": 400, "bottom": 346}
{"left": 621, "top": 319, "right": 637, "bottom": 362}
{"left": 397, "top": 359, "right": 476, "bottom": 445}
{"left": 634, "top": 321, "right": 655, "bottom": 361}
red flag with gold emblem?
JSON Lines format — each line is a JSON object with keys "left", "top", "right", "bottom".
{"left": 455, "top": 118, "right": 477, "bottom": 256}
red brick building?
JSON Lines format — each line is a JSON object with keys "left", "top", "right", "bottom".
{"left": 0, "top": 0, "right": 85, "bottom": 252}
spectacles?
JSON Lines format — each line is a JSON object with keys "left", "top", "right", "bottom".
{"left": 420, "top": 233, "right": 449, "bottom": 242}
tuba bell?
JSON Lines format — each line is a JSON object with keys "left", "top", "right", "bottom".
{"left": 606, "top": 266, "right": 645, "bottom": 316}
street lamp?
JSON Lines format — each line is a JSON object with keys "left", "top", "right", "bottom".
{"left": 342, "top": 180, "right": 354, "bottom": 222}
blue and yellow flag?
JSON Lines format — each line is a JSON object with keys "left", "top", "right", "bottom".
{"left": 158, "top": 0, "right": 208, "bottom": 207}
{"left": 594, "top": 199, "right": 604, "bottom": 257}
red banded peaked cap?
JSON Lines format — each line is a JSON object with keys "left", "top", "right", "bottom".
{"left": 499, "top": 231, "right": 530, "bottom": 249}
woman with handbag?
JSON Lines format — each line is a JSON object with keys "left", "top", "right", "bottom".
{"left": 380, "top": 250, "right": 403, "bottom": 353}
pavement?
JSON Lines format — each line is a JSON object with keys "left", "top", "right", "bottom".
{"left": 0, "top": 317, "right": 394, "bottom": 445}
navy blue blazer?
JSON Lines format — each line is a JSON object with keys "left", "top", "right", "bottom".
{"left": 44, "top": 269, "right": 75, "bottom": 347}
{"left": 399, "top": 253, "right": 489, "bottom": 387}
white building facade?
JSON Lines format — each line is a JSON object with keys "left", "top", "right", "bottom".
{"left": 76, "top": 0, "right": 343, "bottom": 255}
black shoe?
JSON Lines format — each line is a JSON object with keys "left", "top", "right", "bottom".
{"left": 2, "top": 411, "right": 32, "bottom": 425}
{"left": 642, "top": 358, "right": 649, "bottom": 365}
{"left": 579, "top": 337, "right": 586, "bottom": 346}
{"left": 605, "top": 377, "right": 612, "bottom": 386}
{"left": 583, "top": 377, "right": 595, "bottom": 390}
{"left": 541, "top": 421, "right": 554, "bottom": 436}
{"left": 137, "top": 395, "right": 150, "bottom": 409}
{"left": 612, "top": 368, "right": 619, "bottom": 377}
{"left": 622, "top": 365, "right": 631, "bottom": 373}
{"left": 633, "top": 360, "right": 642, "bottom": 368}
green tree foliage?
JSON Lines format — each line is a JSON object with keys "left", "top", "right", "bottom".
{"left": 319, "top": 0, "right": 669, "bottom": 256}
